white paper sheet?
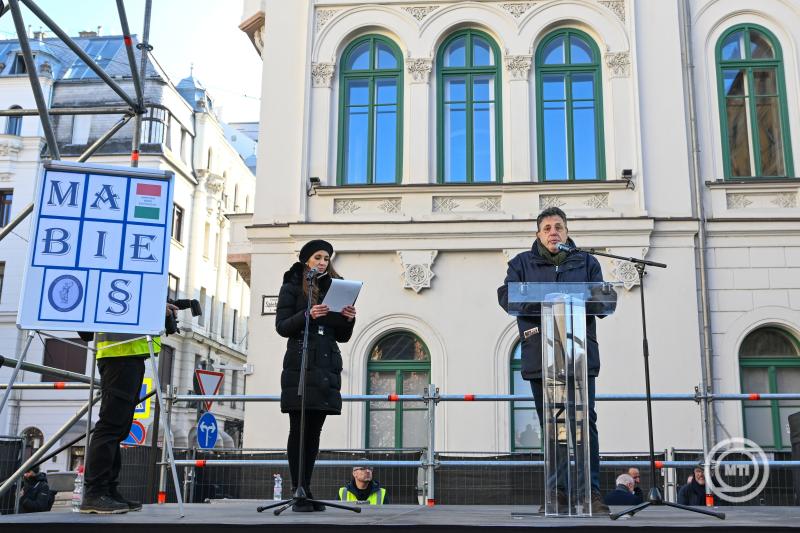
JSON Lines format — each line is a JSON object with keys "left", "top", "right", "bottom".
{"left": 322, "top": 278, "right": 363, "bottom": 312}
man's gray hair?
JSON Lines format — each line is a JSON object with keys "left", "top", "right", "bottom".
{"left": 616, "top": 473, "right": 635, "bottom": 487}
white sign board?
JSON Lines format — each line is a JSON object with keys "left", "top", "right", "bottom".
{"left": 18, "top": 161, "right": 174, "bottom": 334}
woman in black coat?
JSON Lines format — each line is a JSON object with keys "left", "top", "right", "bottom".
{"left": 276, "top": 240, "right": 356, "bottom": 511}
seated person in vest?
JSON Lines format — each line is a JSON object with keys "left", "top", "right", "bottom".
{"left": 338, "top": 465, "right": 388, "bottom": 504}
{"left": 77, "top": 302, "right": 178, "bottom": 514}
{"left": 604, "top": 473, "right": 643, "bottom": 506}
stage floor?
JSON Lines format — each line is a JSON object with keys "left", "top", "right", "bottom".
{"left": 3, "top": 502, "right": 800, "bottom": 532}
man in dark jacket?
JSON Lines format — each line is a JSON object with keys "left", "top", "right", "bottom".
{"left": 338, "top": 466, "right": 388, "bottom": 504}
{"left": 605, "top": 473, "right": 643, "bottom": 506}
{"left": 498, "top": 207, "right": 616, "bottom": 514}
{"left": 677, "top": 465, "right": 707, "bottom": 506}
{"left": 19, "top": 466, "right": 55, "bottom": 513}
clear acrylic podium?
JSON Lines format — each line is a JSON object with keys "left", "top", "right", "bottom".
{"left": 507, "top": 282, "right": 619, "bottom": 517}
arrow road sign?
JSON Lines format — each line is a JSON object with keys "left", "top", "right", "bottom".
{"left": 197, "top": 412, "right": 218, "bottom": 450}
{"left": 195, "top": 369, "right": 224, "bottom": 411}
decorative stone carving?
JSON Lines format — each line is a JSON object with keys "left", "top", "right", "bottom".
{"left": 406, "top": 58, "right": 433, "bottom": 83}
{"left": 0, "top": 139, "right": 23, "bottom": 157}
{"left": 401, "top": 5, "right": 440, "bottom": 22}
{"left": 205, "top": 174, "right": 225, "bottom": 195}
{"left": 432, "top": 197, "right": 459, "bottom": 213}
{"left": 39, "top": 61, "right": 52, "bottom": 75}
{"left": 584, "top": 193, "right": 609, "bottom": 209}
{"left": 771, "top": 192, "right": 797, "bottom": 208}
{"left": 398, "top": 250, "right": 438, "bottom": 293}
{"left": 333, "top": 199, "right": 361, "bottom": 214}
{"left": 504, "top": 55, "right": 532, "bottom": 81}
{"left": 599, "top": 0, "right": 626, "bottom": 22}
{"left": 539, "top": 195, "right": 566, "bottom": 209}
{"left": 605, "top": 52, "right": 630, "bottom": 77}
{"left": 315, "top": 9, "right": 338, "bottom": 33}
{"left": 0, "top": 172, "right": 12, "bottom": 182}
{"left": 477, "top": 197, "right": 502, "bottom": 213}
{"left": 609, "top": 247, "right": 648, "bottom": 291}
{"left": 726, "top": 193, "right": 752, "bottom": 209}
{"left": 377, "top": 198, "right": 402, "bottom": 214}
{"left": 311, "top": 62, "right": 336, "bottom": 88}
{"left": 500, "top": 2, "right": 535, "bottom": 19}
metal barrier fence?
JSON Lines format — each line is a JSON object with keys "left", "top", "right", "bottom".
{"left": 0, "top": 437, "right": 23, "bottom": 514}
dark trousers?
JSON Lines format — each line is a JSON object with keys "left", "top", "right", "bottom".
{"left": 84, "top": 357, "right": 145, "bottom": 496}
{"left": 287, "top": 411, "right": 327, "bottom": 493}
{"left": 530, "top": 377, "right": 600, "bottom": 491}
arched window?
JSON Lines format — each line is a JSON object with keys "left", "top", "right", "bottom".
{"left": 717, "top": 25, "right": 794, "bottom": 178}
{"left": 739, "top": 326, "right": 800, "bottom": 449}
{"left": 437, "top": 29, "right": 503, "bottom": 183}
{"left": 535, "top": 29, "right": 605, "bottom": 181}
{"left": 510, "top": 341, "right": 540, "bottom": 450}
{"left": 366, "top": 331, "right": 430, "bottom": 448}
{"left": 21, "top": 426, "right": 44, "bottom": 461}
{"left": 5, "top": 105, "right": 22, "bottom": 136}
{"left": 337, "top": 35, "right": 403, "bottom": 185}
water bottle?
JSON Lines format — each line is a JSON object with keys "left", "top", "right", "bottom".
{"left": 273, "top": 474, "right": 282, "bottom": 501}
{"left": 71, "top": 466, "right": 85, "bottom": 512}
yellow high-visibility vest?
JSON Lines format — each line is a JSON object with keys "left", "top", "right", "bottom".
{"left": 95, "top": 332, "right": 160, "bottom": 359}
{"left": 338, "top": 486, "right": 386, "bottom": 504}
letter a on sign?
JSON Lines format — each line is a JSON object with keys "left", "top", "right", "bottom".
{"left": 195, "top": 369, "right": 224, "bottom": 411}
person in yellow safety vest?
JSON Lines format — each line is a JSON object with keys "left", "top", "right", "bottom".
{"left": 338, "top": 466, "right": 388, "bottom": 504}
{"left": 77, "top": 303, "right": 177, "bottom": 515}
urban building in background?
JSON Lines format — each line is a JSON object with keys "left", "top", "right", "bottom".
{"left": 0, "top": 28, "right": 255, "bottom": 470}
{"left": 236, "top": 0, "right": 800, "bottom": 456}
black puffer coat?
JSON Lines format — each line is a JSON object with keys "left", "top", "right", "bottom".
{"left": 276, "top": 262, "right": 355, "bottom": 414}
{"left": 497, "top": 238, "right": 616, "bottom": 379}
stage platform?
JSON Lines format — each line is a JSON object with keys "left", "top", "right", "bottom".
{"left": 2, "top": 502, "right": 799, "bottom": 533}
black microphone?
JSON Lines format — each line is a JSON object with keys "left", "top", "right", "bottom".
{"left": 306, "top": 269, "right": 328, "bottom": 281}
{"left": 556, "top": 242, "right": 577, "bottom": 254}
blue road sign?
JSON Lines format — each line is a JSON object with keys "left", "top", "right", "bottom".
{"left": 197, "top": 412, "right": 218, "bottom": 450}
{"left": 122, "top": 420, "right": 146, "bottom": 446}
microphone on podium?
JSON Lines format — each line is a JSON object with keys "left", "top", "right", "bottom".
{"left": 556, "top": 242, "right": 578, "bottom": 254}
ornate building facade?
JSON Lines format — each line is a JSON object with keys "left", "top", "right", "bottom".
{"left": 236, "top": 0, "right": 800, "bottom": 455}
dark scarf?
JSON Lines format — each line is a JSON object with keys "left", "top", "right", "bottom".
{"left": 536, "top": 240, "right": 568, "bottom": 266}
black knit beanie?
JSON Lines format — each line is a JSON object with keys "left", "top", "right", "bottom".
{"left": 299, "top": 239, "right": 334, "bottom": 263}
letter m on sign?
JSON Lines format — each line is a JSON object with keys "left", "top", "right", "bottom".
{"left": 48, "top": 180, "right": 81, "bottom": 207}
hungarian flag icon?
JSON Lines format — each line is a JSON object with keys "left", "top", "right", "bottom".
{"left": 134, "top": 182, "right": 162, "bottom": 220}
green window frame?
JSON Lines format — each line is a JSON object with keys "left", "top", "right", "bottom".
{"left": 510, "top": 341, "right": 541, "bottom": 451}
{"left": 436, "top": 29, "right": 504, "bottom": 183}
{"left": 366, "top": 332, "right": 431, "bottom": 449}
{"left": 716, "top": 24, "right": 794, "bottom": 178}
{"left": 739, "top": 327, "right": 800, "bottom": 450}
{"left": 535, "top": 29, "right": 606, "bottom": 181}
{"left": 337, "top": 35, "right": 404, "bottom": 185}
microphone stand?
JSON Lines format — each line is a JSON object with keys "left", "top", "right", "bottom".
{"left": 569, "top": 247, "right": 724, "bottom": 521}
{"left": 257, "top": 270, "right": 360, "bottom": 515}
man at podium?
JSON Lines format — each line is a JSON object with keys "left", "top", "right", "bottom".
{"left": 497, "top": 207, "right": 615, "bottom": 514}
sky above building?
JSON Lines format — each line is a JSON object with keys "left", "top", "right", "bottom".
{"left": 0, "top": 0, "right": 262, "bottom": 122}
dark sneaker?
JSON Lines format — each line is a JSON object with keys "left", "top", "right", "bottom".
{"left": 291, "top": 499, "right": 314, "bottom": 512}
{"left": 109, "top": 489, "right": 143, "bottom": 512}
{"left": 538, "top": 489, "right": 568, "bottom": 514}
{"left": 80, "top": 493, "right": 129, "bottom": 514}
{"left": 591, "top": 490, "right": 610, "bottom": 515}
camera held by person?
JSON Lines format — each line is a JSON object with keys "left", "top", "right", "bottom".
{"left": 165, "top": 298, "right": 203, "bottom": 335}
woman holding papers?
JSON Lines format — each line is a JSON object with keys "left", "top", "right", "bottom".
{"left": 275, "top": 239, "right": 357, "bottom": 511}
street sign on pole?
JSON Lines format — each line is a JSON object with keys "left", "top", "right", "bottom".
{"left": 134, "top": 377, "right": 152, "bottom": 420}
{"left": 195, "top": 369, "right": 224, "bottom": 411}
{"left": 196, "top": 412, "right": 218, "bottom": 450}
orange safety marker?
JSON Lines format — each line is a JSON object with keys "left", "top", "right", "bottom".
{"left": 194, "top": 460, "right": 206, "bottom": 468}
{"left": 748, "top": 393, "right": 760, "bottom": 401}
{"left": 131, "top": 150, "right": 140, "bottom": 162}
{"left": 705, "top": 493, "right": 715, "bottom": 507}
{"left": 464, "top": 394, "right": 475, "bottom": 401}
{"left": 388, "top": 393, "right": 399, "bottom": 402}
{"left": 654, "top": 460, "right": 664, "bottom": 469}
{"left": 426, "top": 499, "right": 436, "bottom": 507}
{"left": 123, "top": 35, "right": 133, "bottom": 46}
{"left": 157, "top": 491, "right": 166, "bottom": 504}
{"left": 54, "top": 382, "right": 66, "bottom": 389}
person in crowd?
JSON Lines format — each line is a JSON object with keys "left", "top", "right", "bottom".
{"left": 604, "top": 473, "right": 643, "bottom": 506}
{"left": 338, "top": 465, "right": 388, "bottom": 504}
{"left": 78, "top": 303, "right": 177, "bottom": 514}
{"left": 498, "top": 207, "right": 617, "bottom": 514}
{"left": 276, "top": 240, "right": 356, "bottom": 512}
{"left": 677, "top": 465, "right": 707, "bottom": 506}
{"left": 628, "top": 467, "right": 643, "bottom": 500}
{"left": 19, "top": 465, "right": 55, "bottom": 513}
